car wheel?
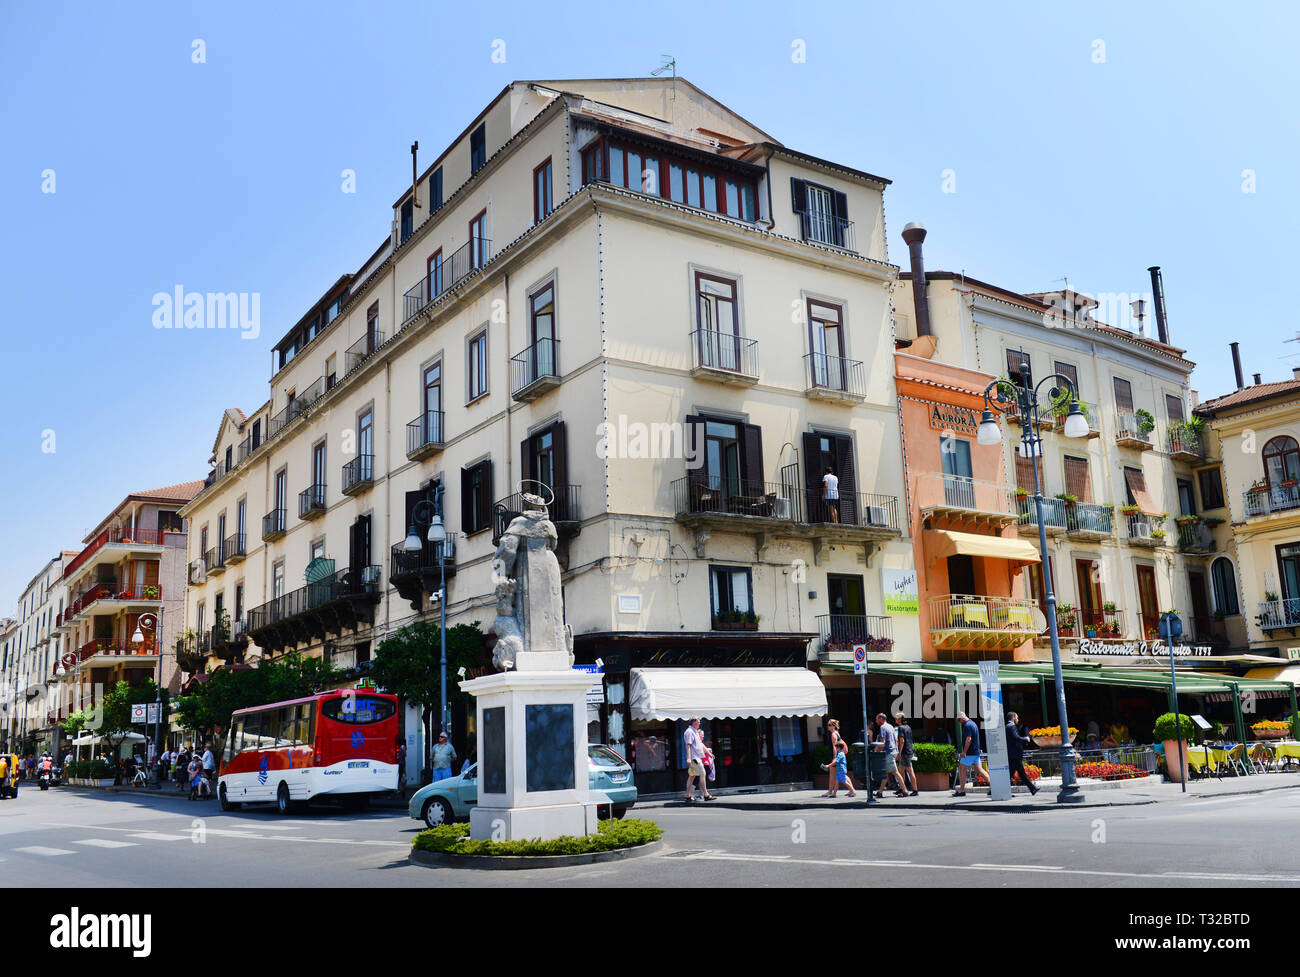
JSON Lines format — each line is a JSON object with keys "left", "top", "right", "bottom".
{"left": 276, "top": 782, "right": 291, "bottom": 815}
{"left": 423, "top": 796, "right": 453, "bottom": 828}
{"left": 219, "top": 784, "right": 241, "bottom": 811}
{"left": 611, "top": 805, "right": 629, "bottom": 820}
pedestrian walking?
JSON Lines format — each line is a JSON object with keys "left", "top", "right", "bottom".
{"left": 682, "top": 718, "right": 715, "bottom": 803}
{"left": 872, "top": 713, "right": 908, "bottom": 797}
{"left": 431, "top": 732, "right": 457, "bottom": 782}
{"left": 820, "top": 738, "right": 858, "bottom": 797}
{"left": 17, "top": 755, "right": 26, "bottom": 781}
{"left": 894, "top": 712, "right": 918, "bottom": 796}
{"left": 1005, "top": 712, "right": 1039, "bottom": 796}
{"left": 952, "top": 710, "right": 990, "bottom": 796}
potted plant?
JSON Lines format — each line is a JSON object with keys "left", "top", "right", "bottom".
{"left": 1029, "top": 725, "right": 1077, "bottom": 748}
{"left": 1265, "top": 591, "right": 1280, "bottom": 603}
{"left": 740, "top": 610, "right": 759, "bottom": 630}
{"left": 1119, "top": 504, "right": 1141, "bottom": 515}
{"left": 1057, "top": 603, "right": 1077, "bottom": 635}
{"left": 1054, "top": 492, "right": 1079, "bottom": 505}
{"left": 1103, "top": 619, "right": 1122, "bottom": 637}
{"left": 912, "top": 743, "right": 956, "bottom": 791}
{"left": 1134, "top": 408, "right": 1156, "bottom": 435}
{"left": 1250, "top": 720, "right": 1291, "bottom": 740}
{"left": 1150, "top": 527, "right": 1167, "bottom": 540}
{"left": 143, "top": 585, "right": 160, "bottom": 600}
{"left": 1102, "top": 601, "right": 1117, "bottom": 613}
{"left": 1153, "top": 713, "right": 1194, "bottom": 782}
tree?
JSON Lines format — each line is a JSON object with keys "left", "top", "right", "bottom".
{"left": 371, "top": 621, "right": 485, "bottom": 776}
{"left": 97, "top": 680, "right": 161, "bottom": 782}
{"left": 174, "top": 653, "right": 341, "bottom": 753}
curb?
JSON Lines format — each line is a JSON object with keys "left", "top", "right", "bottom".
{"left": 409, "top": 839, "right": 663, "bottom": 871}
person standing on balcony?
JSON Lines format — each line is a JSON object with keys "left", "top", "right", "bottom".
{"left": 822, "top": 467, "right": 840, "bottom": 523}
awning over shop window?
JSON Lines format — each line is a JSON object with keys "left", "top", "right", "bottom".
{"left": 629, "top": 667, "right": 827, "bottom": 721}
{"left": 925, "top": 529, "right": 1041, "bottom": 568}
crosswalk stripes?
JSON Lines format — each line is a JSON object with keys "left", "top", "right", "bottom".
{"left": 126, "top": 832, "right": 188, "bottom": 842}
{"left": 74, "top": 838, "right": 139, "bottom": 848}
{"left": 13, "top": 846, "right": 75, "bottom": 856}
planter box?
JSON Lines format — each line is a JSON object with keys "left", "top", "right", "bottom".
{"left": 914, "top": 771, "right": 952, "bottom": 791}
{"left": 1252, "top": 728, "right": 1290, "bottom": 740}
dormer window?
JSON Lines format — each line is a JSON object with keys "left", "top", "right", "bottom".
{"left": 791, "top": 178, "right": 850, "bottom": 249}
{"left": 400, "top": 200, "right": 414, "bottom": 243}
{"left": 470, "top": 124, "right": 486, "bottom": 174}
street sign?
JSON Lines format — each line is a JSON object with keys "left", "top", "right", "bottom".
{"left": 130, "top": 704, "right": 147, "bottom": 724}
{"left": 575, "top": 664, "right": 604, "bottom": 705}
{"left": 978, "top": 660, "right": 1012, "bottom": 801}
{"left": 147, "top": 703, "right": 160, "bottom": 724}
{"left": 852, "top": 644, "right": 869, "bottom": 675}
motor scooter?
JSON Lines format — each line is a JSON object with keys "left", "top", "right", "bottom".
{"left": 38, "top": 769, "right": 51, "bottom": 790}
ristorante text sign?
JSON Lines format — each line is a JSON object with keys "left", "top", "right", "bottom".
{"left": 1077, "top": 640, "right": 1212, "bottom": 657}
{"left": 928, "top": 402, "right": 981, "bottom": 436}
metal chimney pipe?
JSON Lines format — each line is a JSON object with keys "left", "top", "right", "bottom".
{"left": 902, "top": 222, "right": 932, "bottom": 337}
{"left": 1148, "top": 266, "right": 1169, "bottom": 345}
{"left": 1254, "top": 373, "right": 1263, "bottom": 386}
{"left": 1230, "top": 342, "right": 1245, "bottom": 390}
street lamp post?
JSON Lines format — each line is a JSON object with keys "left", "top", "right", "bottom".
{"left": 131, "top": 609, "right": 163, "bottom": 787}
{"left": 404, "top": 487, "right": 453, "bottom": 743}
{"left": 978, "top": 355, "right": 1090, "bottom": 803}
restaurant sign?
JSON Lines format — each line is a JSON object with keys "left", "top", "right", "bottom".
{"left": 1077, "top": 639, "right": 1212, "bottom": 658}
{"left": 882, "top": 569, "right": 919, "bottom": 615}
{"left": 927, "top": 402, "right": 981, "bottom": 436}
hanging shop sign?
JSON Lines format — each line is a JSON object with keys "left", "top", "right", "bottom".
{"left": 882, "top": 569, "right": 919, "bottom": 615}
{"left": 1077, "top": 639, "right": 1212, "bottom": 657}
{"left": 927, "top": 401, "right": 982, "bottom": 436}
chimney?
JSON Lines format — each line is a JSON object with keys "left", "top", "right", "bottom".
{"left": 902, "top": 222, "right": 932, "bottom": 337}
{"left": 1293, "top": 367, "right": 1300, "bottom": 381}
{"left": 1254, "top": 373, "right": 1263, "bottom": 386}
{"left": 1230, "top": 342, "right": 1245, "bottom": 390}
{"left": 1148, "top": 266, "right": 1170, "bottom": 345}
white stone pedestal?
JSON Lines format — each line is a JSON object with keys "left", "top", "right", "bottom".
{"left": 459, "top": 664, "right": 595, "bottom": 841}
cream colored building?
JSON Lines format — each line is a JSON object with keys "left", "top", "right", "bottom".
{"left": 1197, "top": 369, "right": 1300, "bottom": 656}
{"left": 179, "top": 77, "right": 918, "bottom": 792}
{"left": 890, "top": 228, "right": 1220, "bottom": 655}
{"left": 2, "top": 554, "right": 71, "bottom": 754}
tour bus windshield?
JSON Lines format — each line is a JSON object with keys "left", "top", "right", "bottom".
{"left": 321, "top": 695, "right": 397, "bottom": 725}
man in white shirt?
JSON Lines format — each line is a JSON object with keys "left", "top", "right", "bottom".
{"left": 201, "top": 744, "right": 216, "bottom": 787}
{"left": 822, "top": 467, "right": 840, "bottom": 523}
{"left": 682, "top": 718, "right": 715, "bottom": 803}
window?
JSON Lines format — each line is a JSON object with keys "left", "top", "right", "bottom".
{"left": 581, "top": 141, "right": 604, "bottom": 184}
{"left": 581, "top": 136, "right": 758, "bottom": 219}
{"left": 1054, "top": 361, "right": 1079, "bottom": 397}
{"left": 234, "top": 582, "right": 244, "bottom": 622}
{"left": 366, "top": 302, "right": 379, "bottom": 346}
{"left": 1210, "top": 558, "right": 1239, "bottom": 616}
{"left": 358, "top": 408, "right": 373, "bottom": 469}
{"left": 325, "top": 354, "right": 337, "bottom": 389}
{"left": 1063, "top": 455, "right": 1091, "bottom": 501}
{"left": 312, "top": 441, "right": 327, "bottom": 491}
{"left": 399, "top": 199, "right": 414, "bottom": 243}
{"left": 274, "top": 469, "right": 287, "bottom": 514}
{"left": 807, "top": 300, "right": 846, "bottom": 389}
{"left": 1177, "top": 479, "right": 1195, "bottom": 516}
{"left": 533, "top": 157, "right": 553, "bottom": 224}
{"left": 272, "top": 561, "right": 285, "bottom": 600}
{"left": 427, "top": 249, "right": 443, "bottom": 299}
{"left": 200, "top": 525, "right": 209, "bottom": 556}
{"left": 468, "top": 329, "right": 488, "bottom": 400}
{"left": 322, "top": 696, "right": 396, "bottom": 725}
{"left": 1123, "top": 467, "right": 1155, "bottom": 512}
{"left": 791, "top": 178, "right": 847, "bottom": 246}
{"left": 1198, "top": 467, "right": 1225, "bottom": 509}
{"left": 426, "top": 167, "right": 442, "bottom": 212}
{"left": 709, "top": 566, "right": 752, "bottom": 622}
{"left": 236, "top": 499, "right": 246, "bottom": 543}
{"left": 470, "top": 123, "right": 486, "bottom": 173}
{"left": 251, "top": 419, "right": 262, "bottom": 450}
{"left": 694, "top": 273, "right": 739, "bottom": 370}
{"left": 1113, "top": 376, "right": 1135, "bottom": 412}
{"left": 1262, "top": 436, "right": 1300, "bottom": 489}
{"left": 224, "top": 445, "right": 233, "bottom": 472}
{"left": 423, "top": 361, "right": 442, "bottom": 423}
{"left": 310, "top": 539, "right": 325, "bottom": 564}
{"left": 461, "top": 460, "right": 493, "bottom": 534}
{"left": 1006, "top": 350, "right": 1031, "bottom": 386}
{"left": 529, "top": 282, "right": 556, "bottom": 378}
{"left": 1165, "top": 394, "right": 1185, "bottom": 422}
{"left": 469, "top": 210, "right": 487, "bottom": 269}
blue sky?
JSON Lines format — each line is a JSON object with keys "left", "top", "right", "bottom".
{"left": 1, "top": 0, "right": 1295, "bottom": 611}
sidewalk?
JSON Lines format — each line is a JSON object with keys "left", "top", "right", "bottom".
{"left": 638, "top": 774, "right": 1300, "bottom": 813}
{"left": 76, "top": 782, "right": 411, "bottom": 810}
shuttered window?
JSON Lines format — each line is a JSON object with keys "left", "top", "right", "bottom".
{"left": 1063, "top": 456, "right": 1092, "bottom": 501}
{"left": 791, "top": 177, "right": 849, "bottom": 247}
{"left": 1165, "top": 394, "right": 1184, "bottom": 422}
{"left": 1123, "top": 467, "right": 1156, "bottom": 513}
{"left": 1015, "top": 454, "right": 1037, "bottom": 492}
{"left": 461, "top": 460, "right": 493, "bottom": 534}
{"left": 1113, "top": 377, "right": 1135, "bottom": 412}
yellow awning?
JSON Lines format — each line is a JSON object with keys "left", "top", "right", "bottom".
{"left": 926, "top": 529, "right": 1041, "bottom": 568}
{"left": 1245, "top": 665, "right": 1300, "bottom": 685}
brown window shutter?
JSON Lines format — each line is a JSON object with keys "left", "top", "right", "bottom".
{"left": 461, "top": 467, "right": 474, "bottom": 531}
{"left": 742, "top": 423, "right": 765, "bottom": 492}
{"left": 790, "top": 177, "right": 807, "bottom": 213}
{"left": 1124, "top": 468, "right": 1156, "bottom": 513}
{"left": 1015, "top": 454, "right": 1036, "bottom": 491}
{"left": 478, "top": 460, "right": 493, "bottom": 531}
{"left": 1113, "top": 377, "right": 1134, "bottom": 412}
{"left": 1063, "top": 456, "right": 1091, "bottom": 501}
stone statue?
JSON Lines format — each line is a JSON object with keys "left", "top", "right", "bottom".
{"left": 489, "top": 492, "right": 574, "bottom": 671}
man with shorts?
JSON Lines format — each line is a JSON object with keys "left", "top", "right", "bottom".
{"left": 873, "top": 712, "right": 908, "bottom": 798}
{"left": 682, "top": 718, "right": 715, "bottom": 803}
{"left": 953, "top": 710, "right": 989, "bottom": 796}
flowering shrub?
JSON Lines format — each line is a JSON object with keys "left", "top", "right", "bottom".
{"left": 1074, "top": 761, "right": 1148, "bottom": 781}
{"left": 975, "top": 763, "right": 1041, "bottom": 786}
{"left": 1029, "top": 726, "right": 1077, "bottom": 738}
{"left": 1252, "top": 720, "right": 1290, "bottom": 732}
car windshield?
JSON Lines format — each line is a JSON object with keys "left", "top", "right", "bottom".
{"left": 587, "top": 745, "right": 627, "bottom": 768}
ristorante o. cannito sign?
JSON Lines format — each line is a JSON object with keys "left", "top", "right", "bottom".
{"left": 1077, "top": 639, "right": 1212, "bottom": 657}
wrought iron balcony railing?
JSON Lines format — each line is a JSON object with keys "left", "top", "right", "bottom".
{"left": 510, "top": 338, "right": 560, "bottom": 400}
{"left": 402, "top": 237, "right": 493, "bottom": 320}
{"left": 803, "top": 352, "right": 866, "bottom": 400}
{"left": 406, "top": 410, "right": 445, "bottom": 459}
{"left": 299, "top": 483, "right": 327, "bottom": 519}
{"left": 689, "top": 328, "right": 758, "bottom": 380}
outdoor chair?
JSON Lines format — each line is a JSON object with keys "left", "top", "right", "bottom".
{"left": 1247, "top": 743, "right": 1273, "bottom": 774}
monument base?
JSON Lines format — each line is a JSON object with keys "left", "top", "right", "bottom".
{"left": 470, "top": 802, "right": 598, "bottom": 842}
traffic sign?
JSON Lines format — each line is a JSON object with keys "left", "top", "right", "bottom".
{"left": 852, "top": 644, "right": 868, "bottom": 675}
{"left": 130, "top": 704, "right": 147, "bottom": 724}
{"left": 147, "top": 703, "right": 161, "bottom": 724}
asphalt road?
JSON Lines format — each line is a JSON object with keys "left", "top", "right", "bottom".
{"left": 4, "top": 785, "right": 1299, "bottom": 888}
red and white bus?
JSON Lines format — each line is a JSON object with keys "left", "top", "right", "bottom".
{"left": 219, "top": 689, "right": 400, "bottom": 813}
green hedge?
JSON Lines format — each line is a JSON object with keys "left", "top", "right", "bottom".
{"left": 912, "top": 742, "right": 956, "bottom": 774}
{"left": 1152, "top": 713, "right": 1194, "bottom": 742}
{"left": 412, "top": 818, "right": 663, "bottom": 857}
{"left": 65, "top": 759, "right": 113, "bottom": 779}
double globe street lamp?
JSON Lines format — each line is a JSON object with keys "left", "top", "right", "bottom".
{"left": 977, "top": 356, "right": 1089, "bottom": 803}
{"left": 131, "top": 610, "right": 164, "bottom": 786}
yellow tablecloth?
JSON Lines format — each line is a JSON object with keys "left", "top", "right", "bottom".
{"left": 1004, "top": 607, "right": 1033, "bottom": 629}
{"left": 1270, "top": 741, "right": 1300, "bottom": 763}
{"left": 953, "top": 604, "right": 989, "bottom": 627}
{"left": 1184, "top": 746, "right": 1215, "bottom": 772}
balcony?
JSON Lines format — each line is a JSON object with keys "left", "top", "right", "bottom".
{"left": 1124, "top": 512, "right": 1167, "bottom": 547}
{"left": 494, "top": 484, "right": 582, "bottom": 545}
{"left": 799, "top": 212, "right": 856, "bottom": 252}
{"left": 1259, "top": 598, "right": 1300, "bottom": 631}
{"left": 915, "top": 473, "right": 1018, "bottom": 529}
{"left": 75, "top": 636, "right": 160, "bottom": 668}
{"left": 803, "top": 352, "right": 866, "bottom": 403}
{"left": 299, "top": 483, "right": 327, "bottom": 520}
{"left": 402, "top": 237, "right": 493, "bottom": 321}
{"left": 1167, "top": 426, "right": 1205, "bottom": 463}
{"left": 689, "top": 329, "right": 759, "bottom": 385}
{"left": 224, "top": 533, "right": 247, "bottom": 564}
{"left": 1004, "top": 398, "right": 1051, "bottom": 431}
{"left": 510, "top": 338, "right": 560, "bottom": 401}
{"left": 1243, "top": 484, "right": 1300, "bottom": 519}
{"left": 1114, "top": 410, "right": 1154, "bottom": 450}
{"left": 1015, "top": 495, "right": 1067, "bottom": 536}
{"left": 815, "top": 614, "right": 894, "bottom": 663}
{"left": 1175, "top": 519, "right": 1214, "bottom": 554}
{"left": 390, "top": 539, "right": 457, "bottom": 612}
{"left": 210, "top": 619, "right": 250, "bottom": 664}
{"left": 345, "top": 331, "right": 386, "bottom": 373}
{"left": 1059, "top": 607, "right": 1126, "bottom": 640}
{"left": 205, "top": 545, "right": 227, "bottom": 575}
{"left": 66, "top": 580, "right": 163, "bottom": 620}
{"left": 237, "top": 434, "right": 253, "bottom": 464}
{"left": 262, "top": 508, "right": 288, "bottom": 541}
{"left": 246, "top": 565, "right": 382, "bottom": 654}
{"left": 175, "top": 639, "right": 206, "bottom": 676}
{"left": 1065, "top": 501, "right": 1113, "bottom": 540}
{"left": 406, "top": 410, "right": 446, "bottom": 461}
{"left": 928, "top": 594, "right": 1046, "bottom": 651}
{"left": 1053, "top": 401, "right": 1101, "bottom": 438}
{"left": 62, "top": 527, "right": 166, "bottom": 586}
{"left": 268, "top": 377, "right": 327, "bottom": 437}
{"left": 342, "top": 455, "right": 374, "bottom": 496}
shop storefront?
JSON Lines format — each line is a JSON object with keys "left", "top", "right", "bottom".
{"left": 576, "top": 633, "right": 825, "bottom": 796}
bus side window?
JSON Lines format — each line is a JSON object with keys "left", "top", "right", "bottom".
{"left": 225, "top": 719, "right": 243, "bottom": 762}
{"left": 262, "top": 710, "right": 280, "bottom": 749}
{"left": 241, "top": 713, "right": 262, "bottom": 753}
{"left": 276, "top": 707, "right": 295, "bottom": 748}
{"left": 299, "top": 703, "right": 314, "bottom": 747}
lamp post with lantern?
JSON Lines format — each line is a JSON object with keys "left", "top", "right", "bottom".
{"left": 403, "top": 485, "right": 453, "bottom": 739}
{"left": 131, "top": 610, "right": 163, "bottom": 786}
{"left": 977, "top": 353, "right": 1090, "bottom": 803}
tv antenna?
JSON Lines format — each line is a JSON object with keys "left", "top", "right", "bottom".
{"left": 652, "top": 55, "right": 677, "bottom": 122}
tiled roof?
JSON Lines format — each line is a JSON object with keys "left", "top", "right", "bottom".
{"left": 133, "top": 480, "right": 205, "bottom": 502}
{"left": 1197, "top": 379, "right": 1300, "bottom": 415}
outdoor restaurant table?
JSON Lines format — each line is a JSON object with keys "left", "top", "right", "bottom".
{"left": 1004, "top": 606, "right": 1033, "bottom": 629}
{"left": 1270, "top": 741, "right": 1300, "bottom": 764}
{"left": 1184, "top": 745, "right": 1215, "bottom": 773}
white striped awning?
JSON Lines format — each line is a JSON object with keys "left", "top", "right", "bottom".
{"left": 629, "top": 667, "right": 827, "bottom": 722}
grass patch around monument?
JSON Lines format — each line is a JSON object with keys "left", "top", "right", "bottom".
{"left": 412, "top": 817, "right": 663, "bottom": 857}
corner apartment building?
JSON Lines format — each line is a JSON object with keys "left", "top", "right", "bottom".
{"left": 49, "top": 484, "right": 197, "bottom": 750}
{"left": 180, "top": 77, "right": 916, "bottom": 792}
{"left": 890, "top": 227, "right": 1215, "bottom": 658}
{"left": 1197, "top": 361, "right": 1300, "bottom": 656}
{"left": 1, "top": 554, "right": 72, "bottom": 754}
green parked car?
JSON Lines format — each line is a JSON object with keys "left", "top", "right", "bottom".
{"left": 408, "top": 744, "right": 637, "bottom": 828}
